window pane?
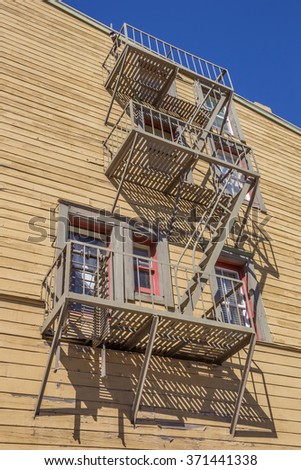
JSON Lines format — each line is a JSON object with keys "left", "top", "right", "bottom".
{"left": 134, "top": 268, "right": 151, "bottom": 290}
{"left": 133, "top": 246, "right": 150, "bottom": 268}
{"left": 133, "top": 245, "right": 152, "bottom": 292}
{"left": 215, "top": 267, "right": 249, "bottom": 326}
{"left": 69, "top": 230, "right": 106, "bottom": 313}
{"left": 216, "top": 150, "right": 245, "bottom": 197}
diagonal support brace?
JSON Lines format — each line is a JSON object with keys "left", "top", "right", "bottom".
{"left": 111, "top": 133, "right": 138, "bottom": 213}
{"left": 131, "top": 315, "right": 160, "bottom": 425}
{"left": 230, "top": 333, "right": 256, "bottom": 436}
{"left": 34, "top": 301, "right": 68, "bottom": 418}
{"left": 104, "top": 47, "right": 129, "bottom": 125}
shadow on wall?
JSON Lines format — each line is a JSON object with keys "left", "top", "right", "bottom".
{"left": 109, "top": 180, "right": 227, "bottom": 246}
{"left": 110, "top": 180, "right": 280, "bottom": 290}
{"left": 236, "top": 214, "right": 279, "bottom": 326}
{"left": 39, "top": 345, "right": 277, "bottom": 445}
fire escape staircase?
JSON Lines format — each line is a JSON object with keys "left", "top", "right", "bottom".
{"left": 35, "top": 23, "right": 258, "bottom": 437}
{"left": 177, "top": 179, "right": 253, "bottom": 317}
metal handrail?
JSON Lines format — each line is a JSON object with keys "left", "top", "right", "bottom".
{"left": 107, "top": 23, "right": 233, "bottom": 89}
{"left": 42, "top": 240, "right": 254, "bottom": 329}
{"left": 103, "top": 24, "right": 233, "bottom": 88}
{"left": 103, "top": 100, "right": 258, "bottom": 176}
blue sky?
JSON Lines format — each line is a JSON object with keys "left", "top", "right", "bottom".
{"left": 63, "top": 0, "right": 301, "bottom": 127}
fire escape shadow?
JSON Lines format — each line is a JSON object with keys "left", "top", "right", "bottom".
{"left": 108, "top": 180, "right": 210, "bottom": 246}
{"left": 39, "top": 342, "right": 277, "bottom": 444}
{"left": 132, "top": 353, "right": 277, "bottom": 438}
{"left": 56, "top": 345, "right": 134, "bottom": 446}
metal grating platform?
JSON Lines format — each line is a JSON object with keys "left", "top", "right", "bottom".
{"left": 159, "top": 94, "right": 211, "bottom": 128}
{"left": 105, "top": 45, "right": 178, "bottom": 106}
{"left": 48, "top": 302, "right": 253, "bottom": 366}
{"left": 105, "top": 131, "right": 197, "bottom": 192}
{"left": 114, "top": 90, "right": 212, "bottom": 129}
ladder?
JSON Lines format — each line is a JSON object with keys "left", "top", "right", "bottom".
{"left": 175, "top": 163, "right": 254, "bottom": 316}
{"left": 175, "top": 81, "right": 230, "bottom": 146}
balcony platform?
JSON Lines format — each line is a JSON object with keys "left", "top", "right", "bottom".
{"left": 103, "top": 24, "right": 233, "bottom": 105}
{"left": 104, "top": 101, "right": 259, "bottom": 195}
{"left": 158, "top": 94, "right": 211, "bottom": 128}
{"left": 105, "top": 130, "right": 198, "bottom": 193}
{"left": 37, "top": 242, "right": 256, "bottom": 434}
{"left": 45, "top": 293, "right": 253, "bottom": 366}
{"left": 105, "top": 45, "right": 178, "bottom": 108}
{"left": 114, "top": 91, "right": 212, "bottom": 129}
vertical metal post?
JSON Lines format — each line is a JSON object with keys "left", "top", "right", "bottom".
{"left": 101, "top": 343, "right": 107, "bottom": 378}
{"left": 129, "top": 100, "right": 135, "bottom": 128}
{"left": 34, "top": 302, "right": 68, "bottom": 417}
{"left": 131, "top": 316, "right": 160, "bottom": 425}
{"left": 54, "top": 337, "right": 61, "bottom": 373}
{"left": 123, "top": 23, "right": 128, "bottom": 41}
{"left": 230, "top": 333, "right": 256, "bottom": 436}
{"left": 64, "top": 241, "right": 72, "bottom": 296}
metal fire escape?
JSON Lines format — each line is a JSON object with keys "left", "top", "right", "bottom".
{"left": 35, "top": 24, "right": 259, "bottom": 436}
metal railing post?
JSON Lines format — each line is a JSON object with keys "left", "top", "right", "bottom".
{"left": 64, "top": 242, "right": 72, "bottom": 297}
{"left": 123, "top": 23, "right": 128, "bottom": 41}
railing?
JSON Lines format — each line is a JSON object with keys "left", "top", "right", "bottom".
{"left": 103, "top": 23, "right": 233, "bottom": 89}
{"left": 103, "top": 100, "right": 258, "bottom": 177}
{"left": 42, "top": 240, "right": 254, "bottom": 330}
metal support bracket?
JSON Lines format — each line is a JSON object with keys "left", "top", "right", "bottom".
{"left": 131, "top": 315, "right": 160, "bottom": 425}
{"left": 235, "top": 178, "right": 259, "bottom": 248}
{"left": 54, "top": 342, "right": 61, "bottom": 373}
{"left": 101, "top": 343, "right": 107, "bottom": 378}
{"left": 230, "top": 333, "right": 256, "bottom": 436}
{"left": 34, "top": 302, "right": 68, "bottom": 418}
{"left": 111, "top": 133, "right": 138, "bottom": 213}
{"left": 104, "top": 47, "right": 129, "bottom": 125}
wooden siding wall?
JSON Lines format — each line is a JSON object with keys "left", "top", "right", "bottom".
{"left": 0, "top": 0, "right": 301, "bottom": 449}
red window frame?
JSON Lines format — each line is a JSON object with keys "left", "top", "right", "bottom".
{"left": 215, "top": 260, "right": 255, "bottom": 329}
{"left": 133, "top": 236, "right": 160, "bottom": 297}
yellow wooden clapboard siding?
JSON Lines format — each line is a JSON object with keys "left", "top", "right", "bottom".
{"left": 1, "top": 77, "right": 121, "bottom": 126}
{"left": 0, "top": 7, "right": 110, "bottom": 58}
{"left": 1, "top": 0, "right": 301, "bottom": 449}
{"left": 0, "top": 385, "right": 299, "bottom": 420}
{"left": 2, "top": 55, "right": 103, "bottom": 98}
{"left": 2, "top": 105, "right": 107, "bottom": 140}
{"left": 1, "top": 336, "right": 301, "bottom": 392}
{"left": 1, "top": 352, "right": 301, "bottom": 404}
{"left": 0, "top": 407, "right": 301, "bottom": 440}
{"left": 0, "top": 34, "right": 103, "bottom": 72}
{"left": 1, "top": 79, "right": 120, "bottom": 121}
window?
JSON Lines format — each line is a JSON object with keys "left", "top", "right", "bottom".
{"left": 69, "top": 227, "right": 107, "bottom": 296}
{"left": 138, "top": 106, "right": 187, "bottom": 146}
{"left": 193, "top": 81, "right": 267, "bottom": 211}
{"left": 210, "top": 256, "right": 271, "bottom": 342}
{"left": 204, "top": 95, "right": 233, "bottom": 135}
{"left": 68, "top": 221, "right": 109, "bottom": 315}
{"left": 215, "top": 264, "right": 250, "bottom": 327}
{"left": 215, "top": 147, "right": 246, "bottom": 198}
{"left": 193, "top": 82, "right": 235, "bottom": 136}
{"left": 56, "top": 202, "right": 174, "bottom": 309}
{"left": 133, "top": 242, "right": 160, "bottom": 297}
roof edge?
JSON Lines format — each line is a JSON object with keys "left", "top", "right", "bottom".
{"left": 47, "top": 1, "right": 301, "bottom": 135}
{"left": 234, "top": 94, "right": 301, "bottom": 136}
{"left": 46, "top": 0, "right": 113, "bottom": 34}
